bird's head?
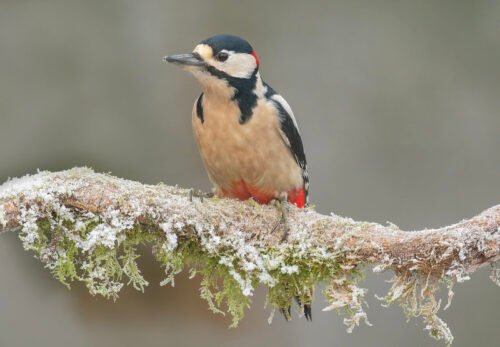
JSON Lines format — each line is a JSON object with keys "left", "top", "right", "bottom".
{"left": 164, "top": 35, "right": 260, "bottom": 92}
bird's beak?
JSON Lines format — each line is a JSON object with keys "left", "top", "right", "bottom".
{"left": 162, "top": 53, "right": 205, "bottom": 67}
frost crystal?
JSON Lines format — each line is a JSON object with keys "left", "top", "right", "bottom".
{"left": 280, "top": 264, "right": 299, "bottom": 275}
{"left": 82, "top": 224, "right": 119, "bottom": 251}
{"left": 159, "top": 222, "right": 178, "bottom": 252}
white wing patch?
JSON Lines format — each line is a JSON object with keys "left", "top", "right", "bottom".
{"left": 271, "top": 94, "right": 300, "bottom": 132}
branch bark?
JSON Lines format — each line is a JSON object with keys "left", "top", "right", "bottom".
{"left": 1, "top": 168, "right": 499, "bottom": 344}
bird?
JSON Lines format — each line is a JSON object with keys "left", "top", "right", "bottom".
{"left": 163, "top": 34, "right": 311, "bottom": 321}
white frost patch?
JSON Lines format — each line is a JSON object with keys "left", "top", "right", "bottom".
{"left": 258, "top": 272, "right": 275, "bottom": 284}
{"left": 242, "top": 261, "right": 256, "bottom": 272}
{"left": 424, "top": 316, "right": 453, "bottom": 345}
{"left": 229, "top": 269, "right": 253, "bottom": 296}
{"left": 280, "top": 264, "right": 299, "bottom": 275}
{"left": 372, "top": 254, "right": 393, "bottom": 273}
{"left": 0, "top": 171, "right": 47, "bottom": 197}
{"left": 194, "top": 222, "right": 280, "bottom": 290}
{"left": 266, "top": 255, "right": 283, "bottom": 270}
{"left": 18, "top": 206, "right": 43, "bottom": 249}
{"left": 98, "top": 207, "right": 136, "bottom": 232}
{"left": 82, "top": 224, "right": 119, "bottom": 251}
{"left": 324, "top": 284, "right": 371, "bottom": 333}
{"left": 159, "top": 222, "right": 178, "bottom": 252}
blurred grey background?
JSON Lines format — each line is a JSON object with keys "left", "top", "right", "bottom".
{"left": 0, "top": 0, "right": 499, "bottom": 346}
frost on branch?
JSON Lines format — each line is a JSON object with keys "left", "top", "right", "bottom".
{"left": 1, "top": 168, "right": 499, "bottom": 344}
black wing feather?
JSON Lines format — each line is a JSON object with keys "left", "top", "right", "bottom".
{"left": 196, "top": 93, "right": 204, "bottom": 123}
{"left": 264, "top": 83, "right": 309, "bottom": 204}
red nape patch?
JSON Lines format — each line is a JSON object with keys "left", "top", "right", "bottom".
{"left": 288, "top": 188, "right": 306, "bottom": 208}
{"left": 251, "top": 50, "right": 260, "bottom": 66}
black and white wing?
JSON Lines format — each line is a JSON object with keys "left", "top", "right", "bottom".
{"left": 264, "top": 83, "right": 309, "bottom": 205}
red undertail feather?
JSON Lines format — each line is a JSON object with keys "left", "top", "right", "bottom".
{"left": 220, "top": 181, "right": 306, "bottom": 208}
{"left": 287, "top": 188, "right": 305, "bottom": 208}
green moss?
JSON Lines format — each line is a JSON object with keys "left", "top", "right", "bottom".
{"left": 52, "top": 240, "right": 79, "bottom": 288}
{"left": 120, "top": 245, "right": 148, "bottom": 291}
{"left": 20, "top": 213, "right": 372, "bottom": 335}
{"left": 154, "top": 237, "right": 252, "bottom": 327}
{"left": 222, "top": 273, "right": 252, "bottom": 327}
{"left": 154, "top": 239, "right": 186, "bottom": 287}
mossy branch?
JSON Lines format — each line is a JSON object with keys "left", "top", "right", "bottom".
{"left": 1, "top": 168, "right": 499, "bottom": 345}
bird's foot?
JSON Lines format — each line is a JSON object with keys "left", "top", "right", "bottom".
{"left": 270, "top": 196, "right": 290, "bottom": 242}
{"left": 188, "top": 188, "right": 214, "bottom": 203}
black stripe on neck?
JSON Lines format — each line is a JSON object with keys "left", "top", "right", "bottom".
{"left": 205, "top": 66, "right": 258, "bottom": 124}
{"left": 196, "top": 93, "right": 204, "bottom": 123}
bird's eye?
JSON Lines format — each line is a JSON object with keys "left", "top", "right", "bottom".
{"left": 216, "top": 52, "right": 229, "bottom": 62}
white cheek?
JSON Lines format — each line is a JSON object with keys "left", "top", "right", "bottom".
{"left": 214, "top": 53, "right": 257, "bottom": 78}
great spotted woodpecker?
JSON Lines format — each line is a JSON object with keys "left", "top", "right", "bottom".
{"left": 164, "top": 34, "right": 311, "bottom": 320}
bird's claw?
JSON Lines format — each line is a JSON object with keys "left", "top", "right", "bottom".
{"left": 189, "top": 188, "right": 214, "bottom": 203}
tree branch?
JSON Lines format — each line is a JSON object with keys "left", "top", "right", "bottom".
{"left": 1, "top": 168, "right": 499, "bottom": 345}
